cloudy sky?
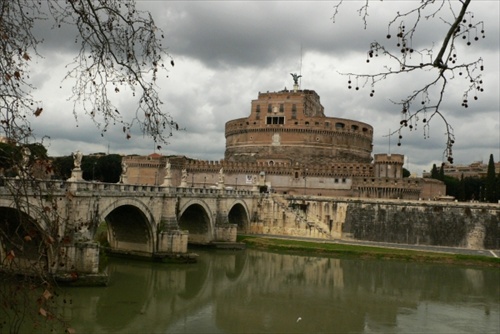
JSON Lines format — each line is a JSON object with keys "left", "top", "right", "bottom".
{"left": 26, "top": 1, "right": 499, "bottom": 175}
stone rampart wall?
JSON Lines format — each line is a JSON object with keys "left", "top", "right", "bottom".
{"left": 253, "top": 196, "right": 500, "bottom": 250}
{"left": 341, "top": 201, "right": 499, "bottom": 249}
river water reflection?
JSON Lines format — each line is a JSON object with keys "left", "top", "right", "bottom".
{"left": 61, "top": 249, "right": 499, "bottom": 333}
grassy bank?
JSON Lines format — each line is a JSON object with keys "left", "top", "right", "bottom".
{"left": 237, "top": 235, "right": 500, "bottom": 268}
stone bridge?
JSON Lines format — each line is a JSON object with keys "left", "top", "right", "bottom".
{"left": 0, "top": 178, "right": 259, "bottom": 281}
{"left": 1, "top": 177, "right": 498, "bottom": 283}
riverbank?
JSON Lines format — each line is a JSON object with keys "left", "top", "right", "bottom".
{"left": 238, "top": 235, "right": 500, "bottom": 268}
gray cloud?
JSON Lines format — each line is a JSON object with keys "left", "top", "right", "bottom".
{"left": 18, "top": 1, "right": 499, "bottom": 177}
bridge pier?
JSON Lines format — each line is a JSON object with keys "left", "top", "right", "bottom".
{"left": 53, "top": 241, "right": 107, "bottom": 285}
{"left": 157, "top": 230, "right": 189, "bottom": 254}
{"left": 155, "top": 214, "right": 190, "bottom": 258}
{"left": 214, "top": 224, "right": 238, "bottom": 242}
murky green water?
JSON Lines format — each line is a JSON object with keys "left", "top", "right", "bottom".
{"left": 6, "top": 249, "right": 500, "bottom": 333}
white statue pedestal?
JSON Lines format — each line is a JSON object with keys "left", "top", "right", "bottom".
{"left": 119, "top": 175, "right": 128, "bottom": 184}
{"left": 67, "top": 168, "right": 83, "bottom": 182}
{"left": 161, "top": 176, "right": 172, "bottom": 187}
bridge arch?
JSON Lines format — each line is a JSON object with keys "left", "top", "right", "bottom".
{"left": 227, "top": 200, "right": 250, "bottom": 232}
{"left": 99, "top": 198, "right": 156, "bottom": 256}
{"left": 0, "top": 205, "right": 51, "bottom": 273}
{"left": 178, "top": 199, "right": 213, "bottom": 245}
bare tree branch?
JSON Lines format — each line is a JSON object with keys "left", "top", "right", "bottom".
{"left": 333, "top": 0, "right": 486, "bottom": 163}
{"left": 1, "top": 0, "right": 179, "bottom": 146}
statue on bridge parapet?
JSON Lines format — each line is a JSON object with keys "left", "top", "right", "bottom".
{"left": 217, "top": 168, "right": 225, "bottom": 189}
{"left": 119, "top": 160, "right": 128, "bottom": 184}
{"left": 73, "top": 150, "right": 82, "bottom": 170}
{"left": 67, "top": 150, "right": 83, "bottom": 181}
{"left": 180, "top": 168, "right": 188, "bottom": 188}
{"left": 19, "top": 146, "right": 31, "bottom": 178}
{"left": 161, "top": 160, "right": 172, "bottom": 187}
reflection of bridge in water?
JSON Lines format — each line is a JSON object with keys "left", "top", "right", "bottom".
{"left": 0, "top": 178, "right": 258, "bottom": 279}
{"left": 63, "top": 250, "right": 499, "bottom": 333}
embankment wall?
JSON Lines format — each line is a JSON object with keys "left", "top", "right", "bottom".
{"left": 251, "top": 197, "right": 500, "bottom": 250}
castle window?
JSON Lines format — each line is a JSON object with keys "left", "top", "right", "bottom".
{"left": 362, "top": 127, "right": 368, "bottom": 132}
{"left": 305, "top": 121, "right": 309, "bottom": 125}
{"left": 351, "top": 125, "right": 359, "bottom": 131}
{"left": 268, "top": 104, "right": 272, "bottom": 113}
{"left": 334, "top": 178, "right": 339, "bottom": 183}
{"left": 295, "top": 171, "right": 299, "bottom": 179}
{"left": 279, "top": 104, "right": 284, "bottom": 112}
{"left": 266, "top": 116, "right": 284, "bottom": 125}
{"left": 256, "top": 105, "right": 260, "bottom": 120}
{"left": 325, "top": 122, "right": 330, "bottom": 127}
{"left": 292, "top": 104, "right": 297, "bottom": 119}
{"left": 335, "top": 122, "right": 345, "bottom": 129}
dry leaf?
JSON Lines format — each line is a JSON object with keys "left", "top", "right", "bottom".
{"left": 42, "top": 289, "right": 52, "bottom": 300}
{"left": 46, "top": 235, "right": 55, "bottom": 244}
{"left": 6, "top": 250, "right": 15, "bottom": 262}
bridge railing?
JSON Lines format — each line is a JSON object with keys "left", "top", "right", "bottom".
{"left": 0, "top": 177, "right": 257, "bottom": 197}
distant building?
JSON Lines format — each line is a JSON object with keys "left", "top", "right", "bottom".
{"left": 123, "top": 80, "right": 445, "bottom": 200}
{"left": 423, "top": 161, "right": 500, "bottom": 179}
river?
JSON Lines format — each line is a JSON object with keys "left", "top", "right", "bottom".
{"left": 2, "top": 248, "right": 498, "bottom": 333}
{"left": 52, "top": 248, "right": 499, "bottom": 333}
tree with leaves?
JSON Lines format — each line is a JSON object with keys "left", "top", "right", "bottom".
{"left": 51, "top": 155, "right": 74, "bottom": 180}
{"left": 485, "top": 154, "right": 497, "bottom": 203}
{"left": 430, "top": 163, "right": 439, "bottom": 179}
{"left": 333, "top": 0, "right": 486, "bottom": 164}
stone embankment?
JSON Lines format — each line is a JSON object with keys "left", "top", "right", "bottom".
{"left": 249, "top": 195, "right": 500, "bottom": 251}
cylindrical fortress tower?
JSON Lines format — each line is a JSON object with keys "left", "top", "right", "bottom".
{"left": 224, "top": 89, "right": 373, "bottom": 166}
{"left": 373, "top": 154, "right": 405, "bottom": 178}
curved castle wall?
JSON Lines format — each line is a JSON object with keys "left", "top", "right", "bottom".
{"left": 224, "top": 89, "right": 373, "bottom": 165}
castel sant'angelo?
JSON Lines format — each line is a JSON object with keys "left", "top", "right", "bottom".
{"left": 124, "top": 76, "right": 444, "bottom": 200}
